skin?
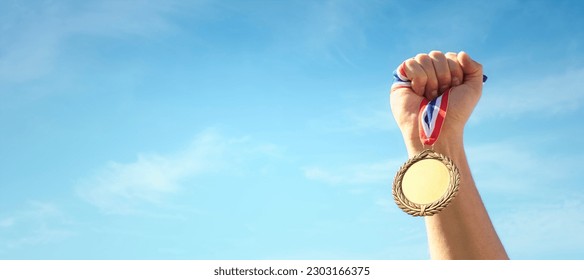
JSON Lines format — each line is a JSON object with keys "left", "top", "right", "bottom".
{"left": 390, "top": 51, "right": 509, "bottom": 260}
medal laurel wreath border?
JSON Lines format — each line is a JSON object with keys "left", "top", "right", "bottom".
{"left": 392, "top": 149, "right": 460, "bottom": 217}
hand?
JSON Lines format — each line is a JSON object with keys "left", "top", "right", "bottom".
{"left": 390, "top": 51, "right": 484, "bottom": 147}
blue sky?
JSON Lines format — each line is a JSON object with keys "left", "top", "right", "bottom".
{"left": 1, "top": 0, "right": 583, "bottom": 260}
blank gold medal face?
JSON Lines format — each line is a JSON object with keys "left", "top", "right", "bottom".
{"left": 401, "top": 159, "right": 450, "bottom": 204}
{"left": 392, "top": 149, "right": 460, "bottom": 216}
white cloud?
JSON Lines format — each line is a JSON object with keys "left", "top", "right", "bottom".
{"left": 0, "top": 201, "right": 74, "bottom": 248}
{"left": 468, "top": 141, "right": 548, "bottom": 193}
{"left": 475, "top": 67, "right": 584, "bottom": 120}
{"left": 345, "top": 109, "right": 396, "bottom": 132}
{"left": 466, "top": 139, "right": 584, "bottom": 258}
{"left": 467, "top": 139, "right": 580, "bottom": 194}
{"left": 239, "top": 0, "right": 378, "bottom": 66}
{"left": 0, "top": 218, "right": 14, "bottom": 228}
{"left": 495, "top": 194, "right": 584, "bottom": 259}
{"left": 76, "top": 130, "right": 282, "bottom": 215}
{"left": 76, "top": 130, "right": 224, "bottom": 214}
{"left": 0, "top": 0, "right": 196, "bottom": 83}
{"left": 308, "top": 99, "right": 398, "bottom": 134}
{"left": 276, "top": 1, "right": 364, "bottom": 47}
{"left": 394, "top": 1, "right": 516, "bottom": 50}
{"left": 304, "top": 159, "right": 402, "bottom": 186}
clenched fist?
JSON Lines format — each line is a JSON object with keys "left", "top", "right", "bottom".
{"left": 390, "top": 51, "right": 484, "bottom": 151}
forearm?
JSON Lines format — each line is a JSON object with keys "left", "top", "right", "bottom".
{"left": 402, "top": 129, "right": 509, "bottom": 259}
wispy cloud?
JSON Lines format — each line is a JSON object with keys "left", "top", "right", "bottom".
{"left": 394, "top": 1, "right": 515, "bottom": 50}
{"left": 468, "top": 141, "right": 553, "bottom": 193}
{"left": 0, "top": 218, "right": 15, "bottom": 228}
{"left": 468, "top": 138, "right": 584, "bottom": 258}
{"left": 76, "top": 130, "right": 223, "bottom": 214}
{"left": 344, "top": 109, "right": 396, "bottom": 132}
{"left": 0, "top": 0, "right": 193, "bottom": 83}
{"left": 467, "top": 138, "right": 581, "bottom": 194}
{"left": 304, "top": 158, "right": 401, "bottom": 186}
{"left": 475, "top": 67, "right": 584, "bottom": 120}
{"left": 0, "top": 201, "right": 74, "bottom": 249}
{"left": 239, "top": 0, "right": 379, "bottom": 66}
{"left": 275, "top": 1, "right": 365, "bottom": 47}
{"left": 76, "top": 130, "right": 282, "bottom": 215}
{"left": 495, "top": 194, "right": 584, "bottom": 259}
{"left": 308, "top": 98, "right": 397, "bottom": 134}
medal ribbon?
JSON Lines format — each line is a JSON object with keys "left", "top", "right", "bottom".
{"left": 391, "top": 62, "right": 411, "bottom": 91}
{"left": 391, "top": 63, "right": 487, "bottom": 146}
{"left": 418, "top": 91, "right": 449, "bottom": 146}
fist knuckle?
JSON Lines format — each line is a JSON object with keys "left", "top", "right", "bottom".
{"left": 445, "top": 52, "right": 458, "bottom": 60}
{"left": 404, "top": 58, "right": 417, "bottom": 68}
{"left": 415, "top": 53, "right": 431, "bottom": 63}
{"left": 429, "top": 50, "right": 444, "bottom": 58}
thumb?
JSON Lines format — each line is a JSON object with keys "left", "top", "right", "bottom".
{"left": 457, "top": 51, "right": 483, "bottom": 85}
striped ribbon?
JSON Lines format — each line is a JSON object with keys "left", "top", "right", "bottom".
{"left": 391, "top": 63, "right": 487, "bottom": 146}
{"left": 419, "top": 91, "right": 449, "bottom": 146}
{"left": 391, "top": 62, "right": 412, "bottom": 91}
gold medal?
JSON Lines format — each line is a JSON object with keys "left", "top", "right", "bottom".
{"left": 391, "top": 88, "right": 459, "bottom": 216}
{"left": 392, "top": 149, "right": 459, "bottom": 216}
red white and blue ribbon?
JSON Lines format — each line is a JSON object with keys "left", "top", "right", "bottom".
{"left": 391, "top": 62, "right": 411, "bottom": 91}
{"left": 419, "top": 90, "right": 449, "bottom": 146}
{"left": 391, "top": 63, "right": 487, "bottom": 146}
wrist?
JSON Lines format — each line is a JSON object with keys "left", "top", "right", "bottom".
{"left": 402, "top": 129, "right": 464, "bottom": 158}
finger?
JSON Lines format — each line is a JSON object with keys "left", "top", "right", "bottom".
{"left": 429, "top": 50, "right": 451, "bottom": 94}
{"left": 415, "top": 53, "right": 438, "bottom": 100}
{"left": 403, "top": 58, "right": 426, "bottom": 97}
{"left": 445, "top": 52, "right": 463, "bottom": 87}
{"left": 457, "top": 51, "right": 483, "bottom": 85}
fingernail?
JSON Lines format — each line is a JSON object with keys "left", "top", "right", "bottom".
{"left": 440, "top": 85, "right": 448, "bottom": 93}
{"left": 452, "top": 77, "right": 461, "bottom": 86}
{"left": 431, "top": 90, "right": 437, "bottom": 98}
